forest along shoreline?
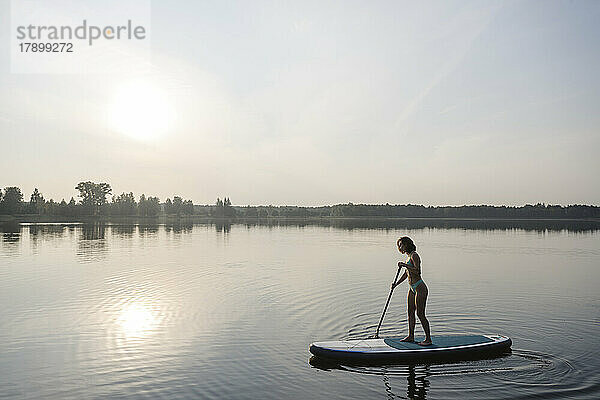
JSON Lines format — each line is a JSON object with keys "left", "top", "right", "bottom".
{"left": 1, "top": 182, "right": 599, "bottom": 231}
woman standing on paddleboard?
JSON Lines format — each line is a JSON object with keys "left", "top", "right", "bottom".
{"left": 392, "top": 236, "right": 432, "bottom": 346}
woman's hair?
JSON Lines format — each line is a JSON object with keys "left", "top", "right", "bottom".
{"left": 397, "top": 236, "right": 416, "bottom": 253}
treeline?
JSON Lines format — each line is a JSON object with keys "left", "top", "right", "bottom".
{"left": 0, "top": 182, "right": 194, "bottom": 217}
{"left": 324, "top": 203, "right": 600, "bottom": 219}
{"left": 1, "top": 183, "right": 599, "bottom": 219}
{"left": 228, "top": 203, "right": 600, "bottom": 219}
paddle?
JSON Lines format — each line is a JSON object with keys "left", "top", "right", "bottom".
{"left": 374, "top": 265, "right": 403, "bottom": 339}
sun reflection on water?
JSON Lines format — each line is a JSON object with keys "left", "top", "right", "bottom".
{"left": 118, "top": 301, "right": 159, "bottom": 338}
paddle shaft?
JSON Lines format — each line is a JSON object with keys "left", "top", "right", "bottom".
{"left": 375, "top": 266, "right": 403, "bottom": 338}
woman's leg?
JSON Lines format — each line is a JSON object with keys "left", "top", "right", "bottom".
{"left": 402, "top": 289, "right": 416, "bottom": 341}
{"left": 415, "top": 284, "right": 432, "bottom": 345}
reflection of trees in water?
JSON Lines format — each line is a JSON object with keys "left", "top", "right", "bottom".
{"left": 77, "top": 223, "right": 108, "bottom": 262}
{"left": 215, "top": 221, "right": 231, "bottom": 234}
{"left": 0, "top": 220, "right": 20, "bottom": 233}
{"left": 101, "top": 218, "right": 600, "bottom": 237}
{"left": 5, "top": 219, "right": 598, "bottom": 263}
{"left": 165, "top": 222, "right": 193, "bottom": 235}
{"left": 1, "top": 232, "right": 21, "bottom": 256}
{"left": 29, "top": 225, "right": 67, "bottom": 243}
{"left": 2, "top": 232, "right": 20, "bottom": 243}
{"left": 81, "top": 223, "right": 106, "bottom": 240}
{"left": 110, "top": 224, "right": 135, "bottom": 238}
{"left": 138, "top": 224, "right": 159, "bottom": 237}
{"left": 1, "top": 224, "right": 78, "bottom": 255}
{"left": 229, "top": 218, "right": 600, "bottom": 233}
{"left": 28, "top": 224, "right": 66, "bottom": 238}
{"left": 28, "top": 224, "right": 67, "bottom": 253}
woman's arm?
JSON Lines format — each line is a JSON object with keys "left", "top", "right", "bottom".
{"left": 398, "top": 261, "right": 419, "bottom": 275}
{"left": 392, "top": 270, "right": 408, "bottom": 289}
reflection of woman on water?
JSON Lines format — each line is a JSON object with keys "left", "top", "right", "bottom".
{"left": 392, "top": 236, "right": 432, "bottom": 346}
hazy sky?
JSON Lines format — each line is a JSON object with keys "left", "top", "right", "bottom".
{"left": 1, "top": 0, "right": 599, "bottom": 206}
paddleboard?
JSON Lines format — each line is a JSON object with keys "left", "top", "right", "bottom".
{"left": 310, "top": 334, "right": 511, "bottom": 363}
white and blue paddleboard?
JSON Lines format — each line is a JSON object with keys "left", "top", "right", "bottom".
{"left": 310, "top": 334, "right": 511, "bottom": 363}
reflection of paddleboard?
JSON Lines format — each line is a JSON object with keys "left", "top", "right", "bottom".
{"left": 310, "top": 334, "right": 511, "bottom": 363}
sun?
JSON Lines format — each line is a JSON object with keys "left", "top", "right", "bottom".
{"left": 109, "top": 80, "right": 173, "bottom": 141}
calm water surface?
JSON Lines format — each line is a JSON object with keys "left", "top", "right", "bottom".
{"left": 1, "top": 222, "right": 599, "bottom": 399}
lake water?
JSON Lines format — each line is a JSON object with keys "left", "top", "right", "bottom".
{"left": 1, "top": 221, "right": 599, "bottom": 399}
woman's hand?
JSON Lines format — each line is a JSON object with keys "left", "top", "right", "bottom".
{"left": 399, "top": 260, "right": 417, "bottom": 274}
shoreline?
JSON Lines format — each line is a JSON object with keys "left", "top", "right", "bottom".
{"left": 3, "top": 214, "right": 600, "bottom": 224}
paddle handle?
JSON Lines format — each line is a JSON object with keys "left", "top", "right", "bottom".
{"left": 374, "top": 266, "right": 403, "bottom": 339}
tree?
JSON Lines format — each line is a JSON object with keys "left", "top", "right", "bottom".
{"left": 67, "top": 197, "right": 77, "bottom": 217}
{"left": 1, "top": 187, "right": 24, "bottom": 215}
{"left": 58, "top": 199, "right": 68, "bottom": 216}
{"left": 138, "top": 194, "right": 148, "bottom": 216}
{"left": 173, "top": 196, "right": 183, "bottom": 216}
{"left": 214, "top": 197, "right": 224, "bottom": 217}
{"left": 224, "top": 197, "right": 235, "bottom": 217}
{"left": 184, "top": 200, "right": 194, "bottom": 215}
{"left": 44, "top": 199, "right": 59, "bottom": 215}
{"left": 112, "top": 192, "right": 137, "bottom": 216}
{"left": 164, "top": 198, "right": 173, "bottom": 214}
{"left": 75, "top": 181, "right": 112, "bottom": 215}
{"left": 146, "top": 196, "right": 160, "bottom": 216}
{"left": 244, "top": 205, "right": 257, "bottom": 217}
{"left": 138, "top": 194, "right": 160, "bottom": 217}
{"left": 29, "top": 188, "right": 45, "bottom": 214}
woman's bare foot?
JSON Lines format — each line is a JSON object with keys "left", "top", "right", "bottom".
{"left": 417, "top": 339, "right": 432, "bottom": 346}
{"left": 400, "top": 336, "right": 414, "bottom": 342}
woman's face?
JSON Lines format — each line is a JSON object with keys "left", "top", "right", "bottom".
{"left": 398, "top": 241, "right": 405, "bottom": 254}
